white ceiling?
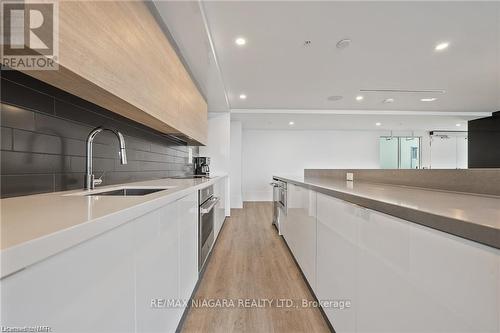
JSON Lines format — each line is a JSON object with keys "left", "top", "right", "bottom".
{"left": 231, "top": 112, "right": 475, "bottom": 131}
{"left": 155, "top": 1, "right": 499, "bottom": 127}
{"left": 153, "top": 1, "right": 229, "bottom": 112}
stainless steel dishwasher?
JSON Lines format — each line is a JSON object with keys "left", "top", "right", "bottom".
{"left": 270, "top": 178, "right": 286, "bottom": 235}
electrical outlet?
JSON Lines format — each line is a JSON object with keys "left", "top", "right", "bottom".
{"left": 346, "top": 172, "right": 354, "bottom": 181}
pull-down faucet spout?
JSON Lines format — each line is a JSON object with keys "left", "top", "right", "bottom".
{"left": 85, "top": 127, "right": 127, "bottom": 190}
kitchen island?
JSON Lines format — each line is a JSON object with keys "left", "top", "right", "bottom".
{"left": 274, "top": 170, "right": 500, "bottom": 333}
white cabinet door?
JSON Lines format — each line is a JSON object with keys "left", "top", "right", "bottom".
{"left": 316, "top": 192, "right": 357, "bottom": 333}
{"left": 1, "top": 193, "right": 202, "bottom": 333}
{"left": 284, "top": 183, "right": 317, "bottom": 291}
{"left": 134, "top": 204, "right": 182, "bottom": 333}
{"left": 357, "top": 209, "right": 500, "bottom": 333}
{"left": 178, "top": 192, "right": 199, "bottom": 303}
{"left": 283, "top": 183, "right": 300, "bottom": 254}
{"left": 1, "top": 218, "right": 136, "bottom": 333}
{"left": 316, "top": 192, "right": 500, "bottom": 333}
{"left": 214, "top": 177, "right": 227, "bottom": 240}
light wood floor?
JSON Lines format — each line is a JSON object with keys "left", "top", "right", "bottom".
{"left": 181, "top": 202, "right": 331, "bottom": 332}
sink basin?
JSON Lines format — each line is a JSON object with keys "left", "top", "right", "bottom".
{"left": 171, "top": 175, "right": 212, "bottom": 179}
{"left": 65, "top": 185, "right": 178, "bottom": 197}
{"left": 85, "top": 188, "right": 169, "bottom": 196}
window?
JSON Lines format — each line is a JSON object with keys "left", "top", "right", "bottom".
{"left": 379, "top": 137, "right": 421, "bottom": 169}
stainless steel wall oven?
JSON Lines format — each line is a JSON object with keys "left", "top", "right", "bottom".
{"left": 198, "top": 185, "right": 219, "bottom": 272}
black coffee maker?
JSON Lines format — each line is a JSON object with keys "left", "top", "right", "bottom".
{"left": 194, "top": 157, "right": 210, "bottom": 176}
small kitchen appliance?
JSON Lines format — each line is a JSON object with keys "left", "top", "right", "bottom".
{"left": 194, "top": 157, "right": 210, "bottom": 176}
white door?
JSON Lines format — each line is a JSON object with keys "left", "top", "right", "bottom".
{"left": 430, "top": 135, "right": 468, "bottom": 169}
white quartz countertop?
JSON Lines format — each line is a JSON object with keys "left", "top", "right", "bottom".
{"left": 0, "top": 175, "right": 227, "bottom": 278}
{"left": 274, "top": 175, "right": 500, "bottom": 249}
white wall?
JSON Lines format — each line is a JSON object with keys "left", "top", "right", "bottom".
{"left": 199, "top": 113, "right": 231, "bottom": 215}
{"left": 239, "top": 128, "right": 468, "bottom": 202}
{"left": 199, "top": 113, "right": 230, "bottom": 174}
{"left": 242, "top": 130, "right": 381, "bottom": 201}
{"left": 230, "top": 121, "right": 243, "bottom": 208}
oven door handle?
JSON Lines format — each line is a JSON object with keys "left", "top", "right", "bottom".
{"left": 200, "top": 196, "right": 220, "bottom": 214}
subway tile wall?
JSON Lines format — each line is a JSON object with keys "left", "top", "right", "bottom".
{"left": 0, "top": 70, "right": 199, "bottom": 198}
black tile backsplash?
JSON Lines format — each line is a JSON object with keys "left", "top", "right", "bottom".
{"left": 1, "top": 174, "right": 55, "bottom": 197}
{"left": 1, "top": 104, "right": 36, "bottom": 131}
{"left": 0, "top": 70, "right": 199, "bottom": 198}
{"left": 1, "top": 77, "right": 55, "bottom": 115}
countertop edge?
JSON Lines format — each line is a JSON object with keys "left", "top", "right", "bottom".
{"left": 0, "top": 175, "right": 228, "bottom": 279}
{"left": 273, "top": 175, "right": 500, "bottom": 250}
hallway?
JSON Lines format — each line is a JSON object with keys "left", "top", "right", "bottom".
{"left": 181, "top": 202, "right": 331, "bottom": 332}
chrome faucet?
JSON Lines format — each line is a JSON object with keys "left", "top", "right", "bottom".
{"left": 85, "top": 127, "right": 127, "bottom": 190}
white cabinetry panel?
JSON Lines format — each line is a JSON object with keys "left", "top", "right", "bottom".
{"left": 135, "top": 192, "right": 199, "bottom": 332}
{"left": 284, "top": 183, "right": 317, "bottom": 291}
{"left": 214, "top": 177, "right": 227, "bottom": 240}
{"left": 1, "top": 218, "right": 136, "bottom": 333}
{"left": 315, "top": 191, "right": 500, "bottom": 333}
{"left": 316, "top": 192, "right": 357, "bottom": 333}
{"left": 134, "top": 204, "right": 181, "bottom": 333}
{"left": 1, "top": 192, "right": 201, "bottom": 333}
{"left": 408, "top": 220, "right": 499, "bottom": 332}
{"left": 178, "top": 192, "right": 199, "bottom": 303}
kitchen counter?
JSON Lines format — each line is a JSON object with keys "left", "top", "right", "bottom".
{"left": 0, "top": 175, "right": 227, "bottom": 278}
{"left": 274, "top": 175, "right": 500, "bottom": 249}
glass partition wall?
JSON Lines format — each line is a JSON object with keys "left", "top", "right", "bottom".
{"left": 380, "top": 137, "right": 421, "bottom": 169}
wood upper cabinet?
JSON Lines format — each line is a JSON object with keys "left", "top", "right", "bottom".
{"left": 24, "top": 1, "right": 208, "bottom": 144}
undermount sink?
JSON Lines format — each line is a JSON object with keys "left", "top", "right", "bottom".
{"left": 66, "top": 186, "right": 178, "bottom": 197}
{"left": 171, "top": 175, "right": 212, "bottom": 179}
{"left": 85, "top": 188, "right": 169, "bottom": 196}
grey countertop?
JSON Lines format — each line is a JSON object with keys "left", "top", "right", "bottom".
{"left": 0, "top": 175, "right": 227, "bottom": 278}
{"left": 274, "top": 175, "right": 500, "bottom": 249}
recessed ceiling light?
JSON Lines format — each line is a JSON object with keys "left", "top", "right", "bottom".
{"left": 327, "top": 95, "right": 343, "bottom": 101}
{"left": 435, "top": 42, "right": 449, "bottom": 51}
{"left": 456, "top": 123, "right": 462, "bottom": 127}
{"left": 235, "top": 37, "right": 246, "bottom": 46}
{"left": 336, "top": 38, "right": 351, "bottom": 49}
{"left": 420, "top": 98, "right": 437, "bottom": 102}
{"left": 383, "top": 98, "right": 395, "bottom": 104}
{"left": 375, "top": 122, "right": 382, "bottom": 126}
{"left": 239, "top": 94, "right": 247, "bottom": 99}
{"left": 289, "top": 121, "right": 295, "bottom": 126}
{"left": 356, "top": 95, "right": 364, "bottom": 101}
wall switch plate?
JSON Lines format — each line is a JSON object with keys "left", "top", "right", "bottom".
{"left": 346, "top": 172, "right": 354, "bottom": 181}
